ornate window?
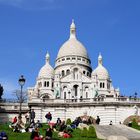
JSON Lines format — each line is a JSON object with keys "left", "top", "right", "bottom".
{"left": 66, "top": 57, "right": 70, "bottom": 60}
{"left": 100, "top": 83, "right": 102, "bottom": 88}
{"left": 44, "top": 81, "right": 47, "bottom": 87}
{"left": 83, "top": 71, "right": 85, "bottom": 75}
{"left": 47, "top": 81, "right": 49, "bottom": 87}
{"left": 78, "top": 58, "right": 81, "bottom": 60}
{"left": 73, "top": 68, "right": 78, "bottom": 79}
{"left": 62, "top": 70, "right": 65, "bottom": 77}
{"left": 103, "top": 83, "right": 105, "bottom": 88}
{"left": 66, "top": 69, "right": 70, "bottom": 75}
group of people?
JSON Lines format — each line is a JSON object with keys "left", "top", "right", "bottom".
{"left": 8, "top": 109, "right": 105, "bottom": 140}
{"left": 9, "top": 109, "right": 36, "bottom": 133}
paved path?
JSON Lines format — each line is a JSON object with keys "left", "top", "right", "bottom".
{"left": 95, "top": 125, "right": 140, "bottom": 140}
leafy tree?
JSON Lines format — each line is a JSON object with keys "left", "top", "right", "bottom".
{"left": 0, "top": 84, "right": 4, "bottom": 99}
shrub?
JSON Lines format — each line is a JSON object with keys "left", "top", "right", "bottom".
{"left": 66, "top": 118, "right": 71, "bottom": 125}
{"left": 132, "top": 118, "right": 138, "bottom": 127}
{"left": 87, "top": 125, "right": 97, "bottom": 138}
{"left": 81, "top": 127, "right": 88, "bottom": 137}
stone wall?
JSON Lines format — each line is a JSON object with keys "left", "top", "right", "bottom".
{"left": 29, "top": 102, "right": 140, "bottom": 125}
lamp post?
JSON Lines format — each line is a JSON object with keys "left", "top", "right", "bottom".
{"left": 18, "top": 75, "right": 26, "bottom": 119}
{"left": 134, "top": 92, "right": 138, "bottom": 101}
{"left": 68, "top": 91, "right": 71, "bottom": 103}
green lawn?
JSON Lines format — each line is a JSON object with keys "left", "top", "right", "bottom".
{"left": 0, "top": 124, "right": 102, "bottom": 140}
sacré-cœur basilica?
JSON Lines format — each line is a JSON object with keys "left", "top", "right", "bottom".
{"left": 26, "top": 20, "right": 140, "bottom": 125}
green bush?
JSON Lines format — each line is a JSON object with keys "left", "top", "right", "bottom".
{"left": 132, "top": 118, "right": 138, "bottom": 127}
{"left": 81, "top": 127, "right": 88, "bottom": 137}
{"left": 66, "top": 118, "right": 72, "bottom": 125}
{"left": 87, "top": 125, "right": 97, "bottom": 138}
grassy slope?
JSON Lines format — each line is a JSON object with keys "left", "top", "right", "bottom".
{"left": 0, "top": 124, "right": 102, "bottom": 140}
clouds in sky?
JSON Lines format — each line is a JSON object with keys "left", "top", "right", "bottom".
{"left": 0, "top": 0, "right": 62, "bottom": 10}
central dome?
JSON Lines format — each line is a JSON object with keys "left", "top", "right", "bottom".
{"left": 57, "top": 20, "right": 89, "bottom": 59}
{"left": 57, "top": 38, "right": 88, "bottom": 59}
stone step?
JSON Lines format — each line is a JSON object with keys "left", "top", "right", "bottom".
{"left": 95, "top": 125, "right": 140, "bottom": 140}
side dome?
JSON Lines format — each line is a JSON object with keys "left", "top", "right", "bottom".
{"left": 38, "top": 52, "right": 54, "bottom": 78}
{"left": 92, "top": 53, "right": 109, "bottom": 79}
{"left": 92, "top": 65, "right": 109, "bottom": 79}
{"left": 38, "top": 63, "right": 54, "bottom": 78}
{"left": 57, "top": 20, "right": 89, "bottom": 59}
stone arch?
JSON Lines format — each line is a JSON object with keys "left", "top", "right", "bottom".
{"left": 73, "top": 85, "right": 79, "bottom": 97}
{"left": 40, "top": 93, "right": 53, "bottom": 100}
{"left": 85, "top": 86, "right": 89, "bottom": 98}
{"left": 123, "top": 115, "right": 140, "bottom": 125}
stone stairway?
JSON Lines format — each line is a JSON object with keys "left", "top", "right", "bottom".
{"left": 95, "top": 125, "right": 140, "bottom": 140}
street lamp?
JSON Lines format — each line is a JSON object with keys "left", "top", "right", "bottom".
{"left": 134, "top": 92, "right": 138, "bottom": 101}
{"left": 68, "top": 91, "right": 71, "bottom": 102}
{"left": 18, "top": 75, "right": 26, "bottom": 119}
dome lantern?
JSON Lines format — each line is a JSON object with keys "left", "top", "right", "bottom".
{"left": 46, "top": 51, "right": 50, "bottom": 63}
{"left": 98, "top": 53, "right": 103, "bottom": 66}
{"left": 70, "top": 19, "right": 76, "bottom": 39}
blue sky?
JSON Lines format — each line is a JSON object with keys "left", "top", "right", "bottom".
{"left": 0, "top": 0, "right": 140, "bottom": 98}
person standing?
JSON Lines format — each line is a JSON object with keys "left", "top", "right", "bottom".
{"left": 31, "top": 109, "right": 35, "bottom": 123}
{"left": 45, "top": 112, "right": 52, "bottom": 123}
{"left": 25, "top": 111, "right": 30, "bottom": 124}
{"left": 95, "top": 116, "right": 100, "bottom": 125}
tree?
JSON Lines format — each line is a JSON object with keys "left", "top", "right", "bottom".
{"left": 13, "top": 89, "right": 27, "bottom": 118}
{"left": 13, "top": 90, "right": 27, "bottom": 103}
{"left": 0, "top": 84, "right": 4, "bottom": 99}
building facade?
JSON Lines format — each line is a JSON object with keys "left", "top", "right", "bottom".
{"left": 28, "top": 20, "right": 119, "bottom": 102}
{"left": 26, "top": 21, "right": 140, "bottom": 125}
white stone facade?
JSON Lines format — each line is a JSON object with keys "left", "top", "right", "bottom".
{"left": 28, "top": 20, "right": 119, "bottom": 102}
{"left": 26, "top": 20, "right": 140, "bottom": 125}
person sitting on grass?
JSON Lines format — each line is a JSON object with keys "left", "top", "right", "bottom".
{"left": 35, "top": 120, "right": 43, "bottom": 128}
{"left": 16, "top": 116, "right": 25, "bottom": 132}
{"left": 12, "top": 116, "right": 17, "bottom": 124}
{"left": 45, "top": 127, "right": 53, "bottom": 140}
{"left": 0, "top": 131, "right": 8, "bottom": 140}
{"left": 59, "top": 121, "right": 67, "bottom": 132}
{"left": 30, "top": 127, "right": 43, "bottom": 140}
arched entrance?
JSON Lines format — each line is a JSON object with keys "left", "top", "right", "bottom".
{"left": 41, "top": 94, "right": 50, "bottom": 102}
{"left": 73, "top": 85, "right": 78, "bottom": 97}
